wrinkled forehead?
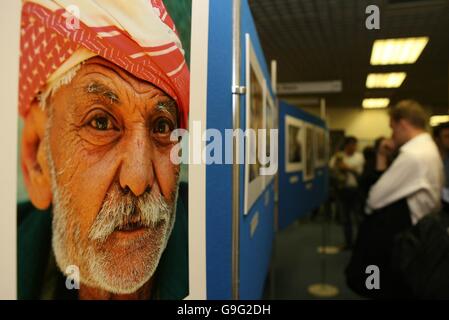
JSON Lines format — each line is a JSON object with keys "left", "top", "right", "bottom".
{"left": 53, "top": 57, "right": 179, "bottom": 118}
{"left": 79, "top": 57, "right": 173, "bottom": 98}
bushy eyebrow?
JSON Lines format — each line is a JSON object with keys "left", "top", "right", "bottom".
{"left": 155, "top": 99, "right": 178, "bottom": 119}
{"left": 84, "top": 81, "right": 178, "bottom": 123}
{"left": 86, "top": 82, "right": 119, "bottom": 104}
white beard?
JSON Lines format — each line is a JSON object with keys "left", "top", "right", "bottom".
{"left": 46, "top": 138, "right": 179, "bottom": 294}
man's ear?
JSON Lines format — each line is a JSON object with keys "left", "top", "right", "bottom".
{"left": 399, "top": 119, "right": 410, "bottom": 130}
{"left": 21, "top": 101, "right": 52, "bottom": 209}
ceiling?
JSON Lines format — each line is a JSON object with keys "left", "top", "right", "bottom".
{"left": 249, "top": 0, "right": 449, "bottom": 114}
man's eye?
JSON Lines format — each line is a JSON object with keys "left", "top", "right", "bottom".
{"left": 90, "top": 116, "right": 113, "bottom": 131}
{"left": 153, "top": 118, "right": 173, "bottom": 135}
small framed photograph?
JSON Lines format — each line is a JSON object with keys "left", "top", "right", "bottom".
{"left": 315, "top": 126, "right": 326, "bottom": 167}
{"left": 303, "top": 124, "right": 315, "bottom": 181}
{"left": 244, "top": 33, "right": 266, "bottom": 214}
{"left": 285, "top": 115, "right": 304, "bottom": 173}
{"left": 263, "top": 91, "right": 276, "bottom": 184}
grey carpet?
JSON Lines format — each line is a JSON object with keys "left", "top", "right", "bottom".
{"left": 263, "top": 216, "right": 365, "bottom": 300}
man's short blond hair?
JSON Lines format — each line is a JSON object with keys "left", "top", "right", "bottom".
{"left": 389, "top": 100, "right": 428, "bottom": 130}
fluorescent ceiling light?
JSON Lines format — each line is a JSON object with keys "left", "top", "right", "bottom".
{"left": 362, "top": 98, "right": 390, "bottom": 109}
{"left": 366, "top": 72, "right": 407, "bottom": 88}
{"left": 370, "top": 37, "right": 429, "bottom": 65}
{"left": 430, "top": 115, "right": 449, "bottom": 127}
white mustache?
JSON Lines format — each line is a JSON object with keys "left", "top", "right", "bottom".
{"left": 88, "top": 185, "right": 172, "bottom": 242}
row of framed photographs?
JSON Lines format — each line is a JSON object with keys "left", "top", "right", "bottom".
{"left": 244, "top": 34, "right": 277, "bottom": 215}
{"left": 243, "top": 33, "right": 329, "bottom": 214}
{"left": 285, "top": 115, "right": 329, "bottom": 180}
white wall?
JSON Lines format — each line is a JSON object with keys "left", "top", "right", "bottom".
{"left": 302, "top": 106, "right": 392, "bottom": 144}
{"left": 300, "top": 106, "right": 392, "bottom": 151}
{"left": 327, "top": 107, "right": 391, "bottom": 140}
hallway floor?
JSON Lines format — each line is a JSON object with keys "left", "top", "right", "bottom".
{"left": 264, "top": 216, "right": 365, "bottom": 300}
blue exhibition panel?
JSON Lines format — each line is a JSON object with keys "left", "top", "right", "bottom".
{"left": 205, "top": 0, "right": 275, "bottom": 299}
{"left": 206, "top": 0, "right": 234, "bottom": 299}
{"left": 278, "top": 101, "right": 329, "bottom": 230}
{"left": 238, "top": 0, "right": 275, "bottom": 300}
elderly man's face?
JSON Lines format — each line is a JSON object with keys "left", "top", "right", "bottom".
{"left": 45, "top": 57, "right": 180, "bottom": 294}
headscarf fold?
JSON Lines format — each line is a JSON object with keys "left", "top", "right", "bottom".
{"left": 19, "top": 0, "right": 189, "bottom": 129}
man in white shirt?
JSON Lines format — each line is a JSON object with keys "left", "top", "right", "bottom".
{"left": 433, "top": 122, "right": 449, "bottom": 209}
{"left": 330, "top": 136, "right": 365, "bottom": 249}
{"left": 330, "top": 137, "right": 365, "bottom": 189}
{"left": 366, "top": 100, "right": 444, "bottom": 225}
{"left": 347, "top": 100, "right": 443, "bottom": 299}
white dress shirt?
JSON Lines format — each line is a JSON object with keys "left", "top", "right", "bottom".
{"left": 366, "top": 133, "right": 444, "bottom": 225}
{"left": 330, "top": 151, "right": 365, "bottom": 187}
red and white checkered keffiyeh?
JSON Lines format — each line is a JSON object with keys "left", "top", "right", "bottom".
{"left": 19, "top": 0, "right": 189, "bottom": 129}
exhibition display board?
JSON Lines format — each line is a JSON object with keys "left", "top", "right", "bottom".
{"left": 278, "top": 101, "right": 329, "bottom": 230}
{"left": 206, "top": 0, "right": 276, "bottom": 299}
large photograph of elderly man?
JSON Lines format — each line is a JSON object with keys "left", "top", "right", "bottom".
{"left": 17, "top": 0, "right": 192, "bottom": 300}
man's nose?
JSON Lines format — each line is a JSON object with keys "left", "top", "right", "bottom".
{"left": 119, "top": 130, "right": 154, "bottom": 197}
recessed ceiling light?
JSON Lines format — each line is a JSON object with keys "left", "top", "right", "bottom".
{"left": 362, "top": 98, "right": 390, "bottom": 109}
{"left": 366, "top": 72, "right": 407, "bottom": 88}
{"left": 370, "top": 37, "right": 429, "bottom": 65}
{"left": 430, "top": 115, "right": 449, "bottom": 127}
